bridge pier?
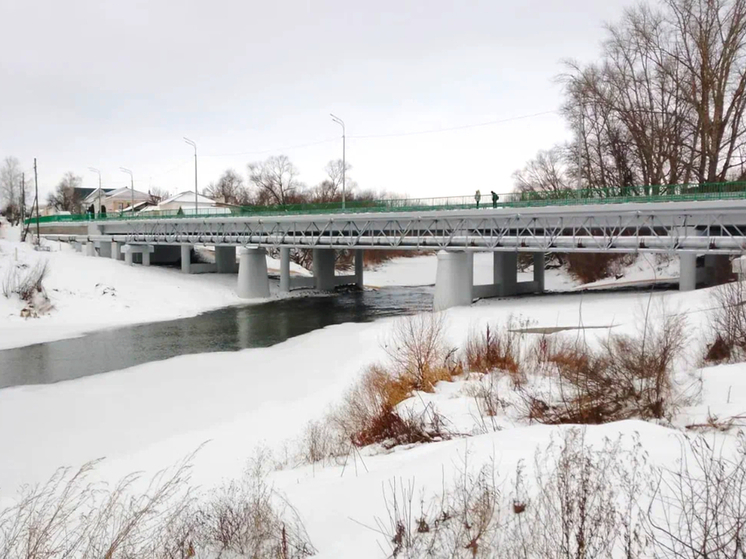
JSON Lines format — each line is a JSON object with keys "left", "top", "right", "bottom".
{"left": 111, "top": 241, "right": 123, "bottom": 261}
{"left": 533, "top": 252, "right": 545, "bottom": 293}
{"left": 98, "top": 241, "right": 112, "bottom": 258}
{"left": 237, "top": 247, "right": 270, "bottom": 299}
{"left": 215, "top": 246, "right": 238, "bottom": 273}
{"left": 181, "top": 245, "right": 192, "bottom": 274}
{"left": 494, "top": 252, "right": 518, "bottom": 297}
{"left": 679, "top": 253, "right": 697, "bottom": 291}
{"left": 280, "top": 247, "right": 291, "bottom": 293}
{"left": 355, "top": 249, "right": 364, "bottom": 287}
{"left": 433, "top": 251, "right": 472, "bottom": 311}
{"left": 85, "top": 242, "right": 96, "bottom": 257}
{"left": 313, "top": 249, "right": 336, "bottom": 291}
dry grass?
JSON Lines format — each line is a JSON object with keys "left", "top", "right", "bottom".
{"left": 704, "top": 280, "right": 746, "bottom": 363}
{"left": 0, "top": 452, "right": 315, "bottom": 559}
{"left": 296, "top": 314, "right": 461, "bottom": 463}
{"left": 565, "top": 253, "right": 632, "bottom": 284}
{"left": 2, "top": 261, "right": 48, "bottom": 302}
{"left": 522, "top": 313, "right": 687, "bottom": 424}
{"left": 463, "top": 318, "right": 525, "bottom": 379}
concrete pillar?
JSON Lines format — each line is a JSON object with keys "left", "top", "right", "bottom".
{"left": 74, "top": 242, "right": 83, "bottom": 253}
{"left": 704, "top": 254, "right": 730, "bottom": 287}
{"left": 111, "top": 241, "right": 123, "bottom": 261}
{"left": 313, "top": 249, "right": 336, "bottom": 291}
{"left": 85, "top": 242, "right": 96, "bottom": 257}
{"left": 433, "top": 251, "right": 473, "bottom": 311}
{"left": 533, "top": 252, "right": 545, "bottom": 293}
{"left": 680, "top": 252, "right": 697, "bottom": 291}
{"left": 237, "top": 247, "right": 270, "bottom": 299}
{"left": 467, "top": 252, "right": 474, "bottom": 294}
{"left": 215, "top": 246, "right": 237, "bottom": 273}
{"left": 99, "top": 241, "right": 112, "bottom": 258}
{"left": 124, "top": 248, "right": 134, "bottom": 266}
{"left": 181, "top": 245, "right": 192, "bottom": 274}
{"left": 494, "top": 252, "right": 518, "bottom": 297}
{"left": 354, "top": 249, "right": 364, "bottom": 287}
{"left": 142, "top": 249, "right": 151, "bottom": 266}
{"left": 280, "top": 247, "right": 291, "bottom": 293}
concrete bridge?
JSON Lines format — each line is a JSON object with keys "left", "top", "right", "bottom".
{"left": 36, "top": 198, "right": 746, "bottom": 310}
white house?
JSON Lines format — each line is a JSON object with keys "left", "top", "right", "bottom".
{"left": 140, "top": 191, "right": 231, "bottom": 215}
{"left": 83, "top": 187, "right": 151, "bottom": 214}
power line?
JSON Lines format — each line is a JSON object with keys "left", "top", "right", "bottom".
{"left": 201, "top": 137, "right": 338, "bottom": 158}
{"left": 348, "top": 110, "right": 558, "bottom": 140}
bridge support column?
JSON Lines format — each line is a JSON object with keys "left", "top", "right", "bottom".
{"left": 494, "top": 252, "right": 517, "bottom": 297}
{"left": 433, "top": 251, "right": 473, "bottom": 311}
{"left": 124, "top": 248, "right": 134, "bottom": 266}
{"left": 237, "top": 247, "right": 270, "bottom": 299}
{"left": 98, "top": 241, "right": 112, "bottom": 258}
{"left": 704, "top": 254, "right": 730, "bottom": 287}
{"left": 111, "top": 241, "right": 123, "bottom": 261}
{"left": 313, "top": 249, "right": 336, "bottom": 291}
{"left": 354, "top": 249, "right": 364, "bottom": 287}
{"left": 533, "top": 252, "right": 545, "bottom": 293}
{"left": 181, "top": 245, "right": 192, "bottom": 274}
{"left": 142, "top": 249, "right": 150, "bottom": 266}
{"left": 680, "top": 252, "right": 697, "bottom": 292}
{"left": 85, "top": 242, "right": 96, "bottom": 257}
{"left": 280, "top": 247, "right": 291, "bottom": 293}
{"left": 215, "top": 246, "right": 237, "bottom": 273}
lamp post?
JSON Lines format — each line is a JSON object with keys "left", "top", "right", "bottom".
{"left": 119, "top": 167, "right": 134, "bottom": 215}
{"left": 330, "top": 114, "right": 346, "bottom": 210}
{"left": 184, "top": 137, "right": 198, "bottom": 215}
{"left": 88, "top": 167, "right": 102, "bottom": 216}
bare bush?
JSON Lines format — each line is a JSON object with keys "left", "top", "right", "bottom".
{"left": 565, "top": 253, "right": 632, "bottom": 284}
{"left": 649, "top": 433, "right": 746, "bottom": 559}
{"left": 524, "top": 313, "right": 687, "bottom": 424}
{"left": 463, "top": 318, "right": 525, "bottom": 379}
{"left": 2, "top": 261, "right": 48, "bottom": 302}
{"left": 0, "top": 452, "right": 315, "bottom": 559}
{"left": 705, "top": 280, "right": 746, "bottom": 363}
{"left": 373, "top": 429, "right": 649, "bottom": 559}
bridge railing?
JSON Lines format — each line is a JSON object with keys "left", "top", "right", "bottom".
{"left": 26, "top": 181, "right": 746, "bottom": 224}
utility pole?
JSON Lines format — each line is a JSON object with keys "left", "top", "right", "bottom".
{"left": 330, "top": 114, "right": 346, "bottom": 209}
{"left": 20, "top": 173, "right": 25, "bottom": 226}
{"left": 120, "top": 168, "right": 134, "bottom": 215}
{"left": 88, "top": 167, "right": 102, "bottom": 215}
{"left": 184, "top": 137, "right": 198, "bottom": 215}
{"left": 34, "top": 158, "right": 39, "bottom": 244}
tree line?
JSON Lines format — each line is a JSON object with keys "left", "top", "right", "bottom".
{"left": 0, "top": 154, "right": 381, "bottom": 218}
{"left": 514, "top": 0, "right": 746, "bottom": 195}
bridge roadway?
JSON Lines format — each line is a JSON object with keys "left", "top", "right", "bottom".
{"left": 38, "top": 199, "right": 746, "bottom": 310}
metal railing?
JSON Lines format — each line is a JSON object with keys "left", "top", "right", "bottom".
{"left": 26, "top": 181, "right": 746, "bottom": 224}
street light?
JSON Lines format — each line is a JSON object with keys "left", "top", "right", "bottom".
{"left": 184, "top": 137, "right": 198, "bottom": 215}
{"left": 88, "top": 167, "right": 102, "bottom": 216}
{"left": 330, "top": 114, "right": 346, "bottom": 210}
{"left": 119, "top": 167, "right": 134, "bottom": 215}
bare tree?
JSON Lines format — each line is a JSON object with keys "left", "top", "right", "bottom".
{"left": 46, "top": 172, "right": 83, "bottom": 213}
{"left": 523, "top": 0, "right": 746, "bottom": 195}
{"left": 513, "top": 147, "right": 572, "bottom": 194}
{"left": 148, "top": 186, "right": 171, "bottom": 204}
{"left": 203, "top": 168, "right": 248, "bottom": 205}
{"left": 247, "top": 155, "right": 303, "bottom": 206}
{"left": 0, "top": 157, "right": 27, "bottom": 223}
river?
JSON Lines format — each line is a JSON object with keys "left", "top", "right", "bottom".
{"left": 0, "top": 287, "right": 433, "bottom": 389}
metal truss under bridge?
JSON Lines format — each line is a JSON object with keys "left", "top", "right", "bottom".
{"left": 44, "top": 200, "right": 746, "bottom": 255}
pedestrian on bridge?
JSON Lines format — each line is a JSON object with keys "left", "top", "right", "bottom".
{"left": 475, "top": 190, "right": 481, "bottom": 209}
{"left": 491, "top": 191, "right": 499, "bottom": 208}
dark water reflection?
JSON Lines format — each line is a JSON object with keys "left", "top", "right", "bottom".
{"left": 0, "top": 287, "right": 432, "bottom": 389}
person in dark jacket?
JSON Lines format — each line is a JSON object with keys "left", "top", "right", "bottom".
{"left": 475, "top": 190, "right": 481, "bottom": 209}
{"left": 491, "top": 191, "right": 499, "bottom": 208}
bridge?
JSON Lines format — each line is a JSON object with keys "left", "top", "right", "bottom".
{"left": 31, "top": 184, "right": 746, "bottom": 310}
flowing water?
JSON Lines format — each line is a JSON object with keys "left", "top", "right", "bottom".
{"left": 0, "top": 287, "right": 433, "bottom": 389}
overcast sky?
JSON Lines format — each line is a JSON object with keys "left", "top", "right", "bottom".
{"left": 0, "top": 0, "right": 633, "bottom": 201}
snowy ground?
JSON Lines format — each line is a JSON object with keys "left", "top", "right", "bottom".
{"left": 1, "top": 220, "right": 742, "bottom": 557}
